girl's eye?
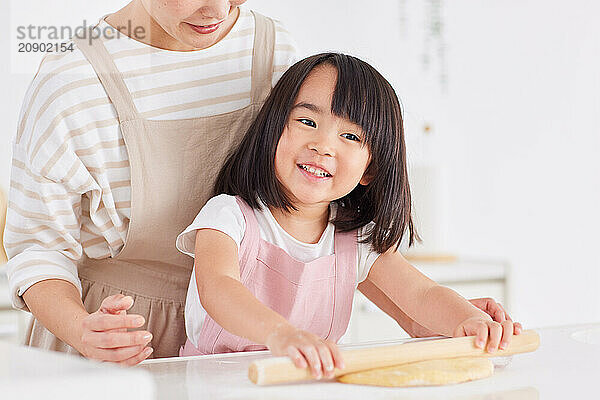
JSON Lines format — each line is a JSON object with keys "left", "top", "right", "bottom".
{"left": 341, "top": 133, "right": 361, "bottom": 142}
{"left": 297, "top": 118, "right": 316, "bottom": 128}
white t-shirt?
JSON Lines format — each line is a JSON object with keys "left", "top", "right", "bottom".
{"left": 176, "top": 194, "right": 382, "bottom": 347}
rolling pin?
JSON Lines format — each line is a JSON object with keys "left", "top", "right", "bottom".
{"left": 248, "top": 329, "right": 539, "bottom": 385}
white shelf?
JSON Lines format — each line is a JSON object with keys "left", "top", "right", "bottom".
{"left": 416, "top": 259, "right": 507, "bottom": 284}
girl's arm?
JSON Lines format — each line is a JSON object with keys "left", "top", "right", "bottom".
{"left": 193, "top": 228, "right": 343, "bottom": 378}
{"left": 364, "top": 249, "right": 514, "bottom": 351}
{"left": 357, "top": 280, "right": 522, "bottom": 338}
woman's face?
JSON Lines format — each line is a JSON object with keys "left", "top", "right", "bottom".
{"left": 140, "top": 0, "right": 247, "bottom": 50}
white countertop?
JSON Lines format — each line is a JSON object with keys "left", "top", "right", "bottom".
{"left": 139, "top": 323, "right": 600, "bottom": 399}
{"left": 1, "top": 339, "right": 155, "bottom": 400}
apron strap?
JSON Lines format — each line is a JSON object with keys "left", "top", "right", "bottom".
{"left": 249, "top": 11, "right": 276, "bottom": 104}
{"left": 328, "top": 228, "right": 358, "bottom": 340}
{"left": 75, "top": 12, "right": 274, "bottom": 121}
{"left": 235, "top": 196, "right": 261, "bottom": 282}
{"left": 73, "top": 34, "right": 139, "bottom": 123}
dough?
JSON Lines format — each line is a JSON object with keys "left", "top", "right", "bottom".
{"left": 337, "top": 357, "right": 494, "bottom": 387}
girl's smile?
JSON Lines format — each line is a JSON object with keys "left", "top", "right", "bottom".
{"left": 297, "top": 163, "right": 333, "bottom": 179}
{"left": 274, "top": 64, "right": 371, "bottom": 210}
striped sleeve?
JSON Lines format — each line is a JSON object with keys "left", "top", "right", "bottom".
{"left": 5, "top": 52, "right": 110, "bottom": 311}
{"left": 5, "top": 141, "right": 84, "bottom": 311}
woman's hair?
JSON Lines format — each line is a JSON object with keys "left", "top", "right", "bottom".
{"left": 215, "top": 53, "right": 419, "bottom": 253}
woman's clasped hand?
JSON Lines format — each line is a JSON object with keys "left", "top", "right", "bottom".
{"left": 79, "top": 294, "right": 154, "bottom": 365}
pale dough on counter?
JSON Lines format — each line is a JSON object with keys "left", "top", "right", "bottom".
{"left": 337, "top": 357, "right": 494, "bottom": 387}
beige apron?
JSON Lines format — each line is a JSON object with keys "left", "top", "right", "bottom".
{"left": 25, "top": 11, "right": 275, "bottom": 359}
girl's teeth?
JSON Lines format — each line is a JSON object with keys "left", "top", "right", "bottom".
{"left": 300, "top": 164, "right": 330, "bottom": 177}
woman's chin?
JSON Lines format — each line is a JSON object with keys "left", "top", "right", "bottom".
{"left": 179, "top": 34, "right": 220, "bottom": 50}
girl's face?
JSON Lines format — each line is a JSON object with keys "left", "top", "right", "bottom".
{"left": 140, "top": 0, "right": 247, "bottom": 50}
{"left": 274, "top": 65, "right": 372, "bottom": 210}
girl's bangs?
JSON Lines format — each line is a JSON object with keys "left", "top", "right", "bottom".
{"left": 328, "top": 58, "right": 384, "bottom": 147}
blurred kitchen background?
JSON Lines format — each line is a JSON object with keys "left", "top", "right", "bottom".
{"left": 1, "top": 0, "right": 599, "bottom": 344}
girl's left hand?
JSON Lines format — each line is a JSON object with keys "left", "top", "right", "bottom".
{"left": 468, "top": 298, "right": 522, "bottom": 335}
{"left": 454, "top": 316, "right": 515, "bottom": 353}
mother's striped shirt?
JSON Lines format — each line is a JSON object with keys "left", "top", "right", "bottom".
{"left": 5, "top": 7, "right": 297, "bottom": 310}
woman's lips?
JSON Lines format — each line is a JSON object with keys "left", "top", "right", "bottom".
{"left": 187, "top": 21, "right": 223, "bottom": 34}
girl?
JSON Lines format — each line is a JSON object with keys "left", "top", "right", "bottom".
{"left": 176, "top": 53, "right": 520, "bottom": 378}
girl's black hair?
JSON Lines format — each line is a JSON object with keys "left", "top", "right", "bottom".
{"left": 215, "top": 53, "right": 419, "bottom": 253}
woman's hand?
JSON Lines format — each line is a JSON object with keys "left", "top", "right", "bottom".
{"left": 454, "top": 314, "right": 515, "bottom": 353}
{"left": 78, "top": 294, "right": 154, "bottom": 365}
{"left": 265, "top": 324, "right": 344, "bottom": 379}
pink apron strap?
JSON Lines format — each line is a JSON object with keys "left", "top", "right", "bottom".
{"left": 184, "top": 197, "right": 262, "bottom": 356}
{"left": 235, "top": 196, "right": 261, "bottom": 282}
{"left": 326, "top": 228, "right": 358, "bottom": 341}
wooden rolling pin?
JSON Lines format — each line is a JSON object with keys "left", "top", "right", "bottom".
{"left": 248, "top": 329, "right": 540, "bottom": 385}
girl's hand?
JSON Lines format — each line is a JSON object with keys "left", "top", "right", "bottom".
{"left": 407, "top": 298, "right": 522, "bottom": 339}
{"left": 454, "top": 315, "right": 515, "bottom": 353}
{"left": 265, "top": 324, "right": 344, "bottom": 379}
{"left": 79, "top": 294, "right": 154, "bottom": 365}
{"left": 468, "top": 298, "right": 523, "bottom": 335}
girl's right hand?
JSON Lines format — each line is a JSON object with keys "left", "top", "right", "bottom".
{"left": 265, "top": 324, "right": 345, "bottom": 379}
{"left": 79, "top": 294, "right": 154, "bottom": 365}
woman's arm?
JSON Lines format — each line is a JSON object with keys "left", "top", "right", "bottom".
{"left": 6, "top": 142, "right": 151, "bottom": 364}
{"left": 23, "top": 280, "right": 153, "bottom": 364}
{"left": 23, "top": 279, "right": 90, "bottom": 348}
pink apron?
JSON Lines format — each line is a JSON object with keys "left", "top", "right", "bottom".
{"left": 180, "top": 197, "right": 357, "bottom": 356}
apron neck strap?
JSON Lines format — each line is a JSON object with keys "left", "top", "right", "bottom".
{"left": 75, "top": 12, "right": 275, "bottom": 121}
{"left": 73, "top": 34, "right": 139, "bottom": 123}
{"left": 249, "top": 11, "right": 276, "bottom": 104}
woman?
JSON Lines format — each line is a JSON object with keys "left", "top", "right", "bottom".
{"left": 4, "top": 0, "right": 519, "bottom": 365}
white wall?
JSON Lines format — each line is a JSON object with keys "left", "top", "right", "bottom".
{"left": 0, "top": 0, "right": 132, "bottom": 189}
{"left": 441, "top": 0, "right": 600, "bottom": 328}
{"left": 2, "top": 1, "right": 599, "bottom": 328}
